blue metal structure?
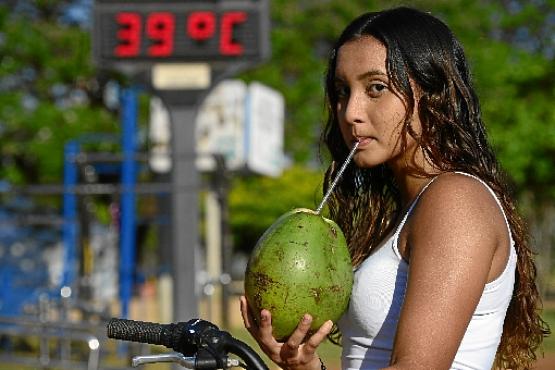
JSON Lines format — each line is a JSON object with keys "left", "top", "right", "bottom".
{"left": 119, "top": 87, "right": 138, "bottom": 319}
{"left": 0, "top": 86, "right": 139, "bottom": 317}
{"left": 61, "top": 89, "right": 139, "bottom": 319}
{"left": 62, "top": 140, "right": 80, "bottom": 290}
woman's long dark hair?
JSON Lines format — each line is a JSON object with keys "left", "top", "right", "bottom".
{"left": 321, "top": 7, "right": 549, "bottom": 369}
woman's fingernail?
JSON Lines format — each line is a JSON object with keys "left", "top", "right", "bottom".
{"left": 303, "top": 314, "right": 312, "bottom": 323}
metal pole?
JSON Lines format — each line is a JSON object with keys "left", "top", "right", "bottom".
{"left": 215, "top": 156, "right": 232, "bottom": 329}
{"left": 167, "top": 103, "right": 200, "bottom": 322}
{"left": 120, "top": 87, "right": 138, "bottom": 318}
{"left": 205, "top": 187, "right": 222, "bottom": 325}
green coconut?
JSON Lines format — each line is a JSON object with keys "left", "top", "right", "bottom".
{"left": 244, "top": 208, "right": 353, "bottom": 341}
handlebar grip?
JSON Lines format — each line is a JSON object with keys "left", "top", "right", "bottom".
{"left": 107, "top": 318, "right": 178, "bottom": 348}
{"left": 107, "top": 318, "right": 269, "bottom": 370}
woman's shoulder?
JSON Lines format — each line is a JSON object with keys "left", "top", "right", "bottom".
{"left": 419, "top": 172, "right": 501, "bottom": 213}
{"left": 408, "top": 171, "right": 506, "bottom": 245}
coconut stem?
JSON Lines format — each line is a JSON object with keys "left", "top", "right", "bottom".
{"left": 316, "top": 141, "right": 359, "bottom": 215}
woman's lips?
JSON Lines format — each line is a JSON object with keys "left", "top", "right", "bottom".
{"left": 355, "top": 137, "right": 374, "bottom": 146}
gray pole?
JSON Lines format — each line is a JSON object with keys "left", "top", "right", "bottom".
{"left": 166, "top": 97, "right": 202, "bottom": 322}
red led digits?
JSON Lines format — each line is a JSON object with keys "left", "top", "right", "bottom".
{"left": 147, "top": 12, "right": 175, "bottom": 57}
{"left": 112, "top": 9, "right": 249, "bottom": 58}
{"left": 220, "top": 11, "right": 246, "bottom": 55}
{"left": 115, "top": 12, "right": 141, "bottom": 57}
{"left": 187, "top": 11, "right": 216, "bottom": 41}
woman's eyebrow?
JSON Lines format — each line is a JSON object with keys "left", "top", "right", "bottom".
{"left": 357, "top": 69, "right": 388, "bottom": 80}
{"left": 334, "top": 69, "right": 387, "bottom": 84}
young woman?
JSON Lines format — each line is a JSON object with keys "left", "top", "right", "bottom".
{"left": 240, "top": 6, "right": 549, "bottom": 370}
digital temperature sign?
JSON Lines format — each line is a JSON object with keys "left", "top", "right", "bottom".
{"left": 92, "top": 0, "right": 270, "bottom": 67}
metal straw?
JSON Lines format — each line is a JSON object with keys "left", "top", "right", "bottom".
{"left": 316, "top": 141, "right": 359, "bottom": 214}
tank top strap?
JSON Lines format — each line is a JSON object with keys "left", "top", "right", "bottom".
{"left": 390, "top": 176, "right": 440, "bottom": 260}
{"left": 393, "top": 176, "right": 439, "bottom": 238}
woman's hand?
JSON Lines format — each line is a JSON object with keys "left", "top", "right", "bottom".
{"left": 240, "top": 295, "right": 333, "bottom": 370}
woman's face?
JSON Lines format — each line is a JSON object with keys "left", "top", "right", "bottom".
{"left": 334, "top": 36, "right": 421, "bottom": 170}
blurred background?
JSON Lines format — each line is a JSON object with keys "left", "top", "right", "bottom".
{"left": 0, "top": 0, "right": 553, "bottom": 369}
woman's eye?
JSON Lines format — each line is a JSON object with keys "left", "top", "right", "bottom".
{"left": 367, "top": 83, "right": 387, "bottom": 97}
{"left": 335, "top": 86, "right": 349, "bottom": 98}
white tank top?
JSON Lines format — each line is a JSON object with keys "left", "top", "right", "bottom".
{"left": 337, "top": 173, "right": 516, "bottom": 370}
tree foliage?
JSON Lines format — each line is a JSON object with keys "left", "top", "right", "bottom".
{"left": 0, "top": 2, "right": 119, "bottom": 184}
{"left": 241, "top": 0, "right": 555, "bottom": 199}
{"left": 0, "top": 0, "right": 553, "bottom": 254}
{"left": 231, "top": 0, "right": 555, "bottom": 256}
{"left": 229, "top": 165, "right": 323, "bottom": 252}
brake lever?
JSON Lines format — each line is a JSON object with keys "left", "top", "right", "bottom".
{"left": 132, "top": 353, "right": 241, "bottom": 368}
{"left": 133, "top": 353, "right": 194, "bottom": 367}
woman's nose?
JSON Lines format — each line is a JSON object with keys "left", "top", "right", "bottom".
{"left": 344, "top": 94, "right": 365, "bottom": 125}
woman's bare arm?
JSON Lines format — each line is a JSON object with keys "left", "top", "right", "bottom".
{"left": 385, "top": 173, "right": 509, "bottom": 370}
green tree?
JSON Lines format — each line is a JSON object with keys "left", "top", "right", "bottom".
{"left": 241, "top": 0, "right": 555, "bottom": 197}
{"left": 0, "top": 2, "right": 120, "bottom": 185}
{"left": 229, "top": 165, "right": 323, "bottom": 252}
{"left": 1, "top": 1, "right": 553, "bottom": 282}
{"left": 2, "top": 0, "right": 553, "bottom": 198}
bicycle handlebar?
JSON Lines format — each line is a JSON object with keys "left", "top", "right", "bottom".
{"left": 107, "top": 318, "right": 196, "bottom": 354}
{"left": 107, "top": 318, "right": 268, "bottom": 370}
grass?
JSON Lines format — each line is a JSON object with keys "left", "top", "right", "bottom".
{"left": 541, "top": 307, "right": 555, "bottom": 352}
